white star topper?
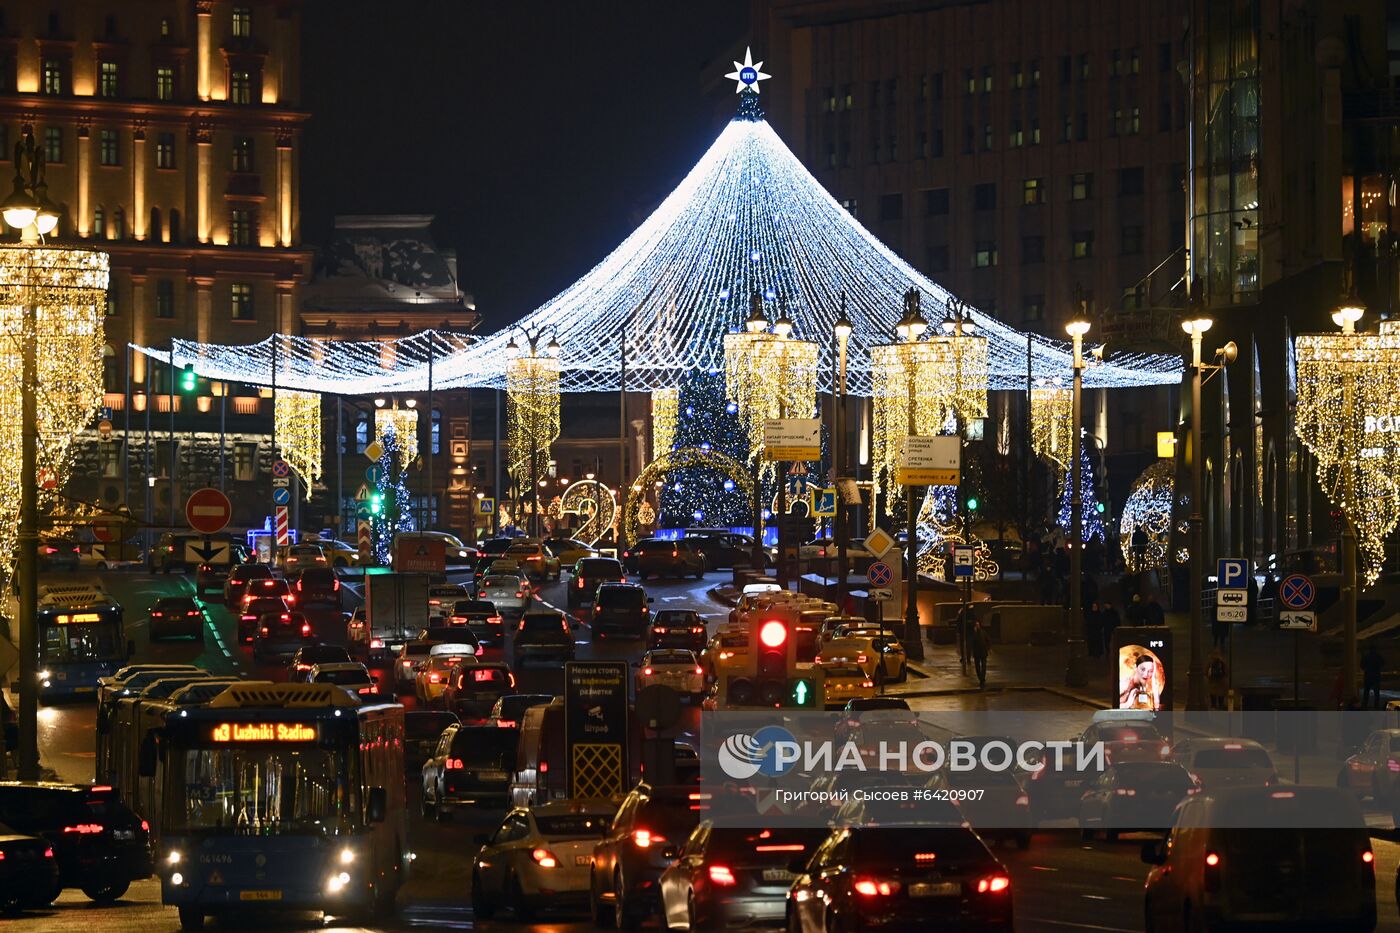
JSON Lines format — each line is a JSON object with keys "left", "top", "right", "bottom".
{"left": 726, "top": 47, "right": 771, "bottom": 94}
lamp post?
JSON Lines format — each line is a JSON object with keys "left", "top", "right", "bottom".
{"left": 833, "top": 299, "right": 853, "bottom": 608}
{"left": 896, "top": 290, "right": 929, "bottom": 661}
{"left": 1064, "top": 319, "right": 1091, "bottom": 688}
{"left": 1181, "top": 316, "right": 1214, "bottom": 710}
{"left": 741, "top": 295, "right": 769, "bottom": 572}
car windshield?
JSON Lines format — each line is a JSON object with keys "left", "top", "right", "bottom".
{"left": 403, "top": 644, "right": 431, "bottom": 659}
{"left": 314, "top": 669, "right": 369, "bottom": 686}
{"left": 639, "top": 795, "right": 705, "bottom": 833}
{"left": 232, "top": 566, "right": 272, "bottom": 581}
{"left": 534, "top": 813, "right": 610, "bottom": 837}
{"left": 1193, "top": 748, "right": 1273, "bottom": 769}
{"left": 1115, "top": 763, "right": 1193, "bottom": 788}
{"left": 450, "top": 728, "right": 517, "bottom": 765}
{"left": 648, "top": 651, "right": 694, "bottom": 665}
{"left": 599, "top": 588, "right": 644, "bottom": 608}
{"left": 520, "top": 614, "right": 564, "bottom": 632}
{"left": 1097, "top": 725, "right": 1163, "bottom": 743}
{"left": 300, "top": 647, "right": 350, "bottom": 664}
{"left": 578, "top": 559, "right": 621, "bottom": 575}
{"left": 170, "top": 746, "right": 348, "bottom": 835}
{"left": 300, "top": 570, "right": 335, "bottom": 584}
{"left": 406, "top": 713, "right": 458, "bottom": 740}
{"left": 454, "top": 600, "right": 496, "bottom": 615}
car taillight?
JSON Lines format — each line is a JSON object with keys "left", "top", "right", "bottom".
{"left": 188, "top": 611, "right": 200, "bottom": 617}
{"left": 854, "top": 878, "right": 900, "bottom": 896}
{"left": 140, "top": 820, "right": 149, "bottom": 832}
{"left": 695, "top": 666, "right": 704, "bottom": 675}
{"left": 531, "top": 847, "right": 558, "bottom": 868}
{"left": 1115, "top": 788, "right": 1137, "bottom": 796}
{"left": 515, "top": 591, "right": 525, "bottom": 598}
{"left": 708, "top": 865, "right": 736, "bottom": 885}
{"left": 333, "top": 578, "right": 340, "bottom": 590}
{"left": 63, "top": 823, "right": 104, "bottom": 834}
{"left": 401, "top": 659, "right": 413, "bottom": 668}
{"left": 43, "top": 847, "right": 53, "bottom": 858}
{"left": 632, "top": 829, "right": 664, "bottom": 848}
{"left": 861, "top": 680, "right": 874, "bottom": 688}
{"left": 301, "top": 623, "right": 312, "bottom": 636}
{"left": 42, "top": 546, "right": 56, "bottom": 555}
{"left": 1363, "top": 850, "right": 1375, "bottom": 864}
{"left": 429, "top": 673, "right": 441, "bottom": 684}
{"left": 1015, "top": 794, "right": 1029, "bottom": 807}
{"left": 976, "top": 875, "right": 1010, "bottom": 894}
{"left": 260, "top": 627, "right": 269, "bottom": 636}
{"left": 370, "top": 638, "right": 384, "bottom": 649}
{"left": 445, "top": 758, "right": 464, "bottom": 770}
{"left": 642, "top": 667, "right": 653, "bottom": 676}
{"left": 357, "top": 685, "right": 378, "bottom": 695}
{"left": 857, "top": 653, "right": 868, "bottom": 664}
{"left": 295, "top": 663, "right": 312, "bottom": 671}
{"left": 539, "top": 760, "right": 548, "bottom": 774}
{"left": 296, "top": 580, "right": 304, "bottom": 591}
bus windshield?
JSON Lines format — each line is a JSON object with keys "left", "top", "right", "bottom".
{"left": 40, "top": 614, "right": 123, "bottom": 662}
{"left": 168, "top": 746, "right": 353, "bottom": 836}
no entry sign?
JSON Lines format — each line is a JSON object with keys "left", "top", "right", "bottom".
{"left": 185, "top": 487, "right": 232, "bottom": 535}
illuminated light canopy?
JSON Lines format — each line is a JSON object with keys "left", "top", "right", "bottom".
{"left": 724, "top": 316, "right": 819, "bottom": 467}
{"left": 275, "top": 390, "right": 322, "bottom": 497}
{"left": 506, "top": 343, "right": 560, "bottom": 498}
{"left": 132, "top": 97, "right": 1180, "bottom": 397}
{"left": 1030, "top": 383, "right": 1074, "bottom": 468}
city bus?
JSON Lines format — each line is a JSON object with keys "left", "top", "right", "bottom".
{"left": 143, "top": 682, "right": 407, "bottom": 929}
{"left": 34, "top": 583, "right": 130, "bottom": 701}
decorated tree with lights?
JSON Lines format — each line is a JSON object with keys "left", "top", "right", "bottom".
{"left": 1057, "top": 443, "right": 1105, "bottom": 543}
{"left": 659, "top": 371, "right": 750, "bottom": 527}
{"left": 372, "top": 426, "right": 415, "bottom": 563}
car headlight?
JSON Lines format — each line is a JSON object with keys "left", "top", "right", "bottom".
{"left": 171, "top": 872, "right": 184, "bottom": 886}
{"left": 37, "top": 670, "right": 50, "bottom": 680}
{"left": 339, "top": 847, "right": 355, "bottom": 865}
{"left": 167, "top": 850, "right": 183, "bottom": 865}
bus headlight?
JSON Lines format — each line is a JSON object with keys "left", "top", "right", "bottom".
{"left": 171, "top": 872, "right": 184, "bottom": 886}
{"left": 339, "top": 847, "right": 355, "bottom": 865}
{"left": 166, "top": 850, "right": 182, "bottom": 865}
{"left": 326, "top": 871, "right": 351, "bottom": 893}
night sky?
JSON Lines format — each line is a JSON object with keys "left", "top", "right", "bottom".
{"left": 301, "top": 0, "right": 751, "bottom": 327}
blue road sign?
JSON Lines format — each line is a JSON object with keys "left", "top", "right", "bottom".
{"left": 271, "top": 459, "right": 291, "bottom": 478}
{"left": 1217, "top": 558, "right": 1249, "bottom": 590}
{"left": 365, "top": 464, "right": 385, "bottom": 485}
{"left": 953, "top": 544, "right": 976, "bottom": 578}
{"left": 272, "top": 486, "right": 291, "bottom": 506}
{"left": 867, "top": 561, "right": 893, "bottom": 587}
{"left": 1279, "top": 573, "right": 1316, "bottom": 610}
{"left": 356, "top": 503, "right": 371, "bottom": 520}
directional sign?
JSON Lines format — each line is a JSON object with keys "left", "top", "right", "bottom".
{"left": 1217, "top": 558, "right": 1249, "bottom": 590}
{"left": 356, "top": 520, "right": 372, "bottom": 557}
{"left": 185, "top": 487, "right": 232, "bottom": 535}
{"left": 365, "top": 464, "right": 385, "bottom": 485}
{"left": 356, "top": 503, "right": 371, "bottom": 520}
{"left": 271, "top": 459, "right": 291, "bottom": 479}
{"left": 185, "top": 537, "right": 230, "bottom": 565}
{"left": 811, "top": 487, "right": 837, "bottom": 517}
{"left": 953, "top": 544, "right": 976, "bottom": 578}
{"left": 1216, "top": 588, "right": 1247, "bottom": 606}
{"left": 899, "top": 435, "right": 961, "bottom": 485}
{"left": 364, "top": 440, "right": 383, "bottom": 462}
{"left": 477, "top": 497, "right": 496, "bottom": 515}
{"left": 867, "top": 560, "right": 893, "bottom": 588}
{"left": 1279, "top": 573, "right": 1316, "bottom": 611}
{"left": 863, "top": 528, "right": 896, "bottom": 559}
{"left": 272, "top": 486, "right": 291, "bottom": 506}
{"left": 763, "top": 419, "right": 821, "bottom": 462}
{"left": 1216, "top": 605, "right": 1247, "bottom": 623}
{"left": 1278, "top": 611, "right": 1316, "bottom": 632}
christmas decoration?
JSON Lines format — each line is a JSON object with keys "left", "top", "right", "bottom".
{"left": 371, "top": 423, "right": 415, "bottom": 563}
{"left": 661, "top": 372, "right": 750, "bottom": 528}
{"left": 559, "top": 479, "right": 618, "bottom": 546}
{"left": 1057, "top": 443, "right": 1106, "bottom": 543}
{"left": 624, "top": 447, "right": 751, "bottom": 544}
{"left": 1030, "top": 383, "right": 1073, "bottom": 468}
{"left": 651, "top": 388, "right": 678, "bottom": 459}
{"left": 916, "top": 486, "right": 999, "bottom": 581}
{"left": 275, "top": 390, "right": 322, "bottom": 497}
{"left": 1120, "top": 460, "right": 1174, "bottom": 574}
{"left": 506, "top": 339, "right": 561, "bottom": 501}
{"left": 374, "top": 408, "right": 418, "bottom": 470}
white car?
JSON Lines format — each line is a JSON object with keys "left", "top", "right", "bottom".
{"left": 477, "top": 574, "right": 531, "bottom": 616}
{"left": 308, "top": 661, "right": 380, "bottom": 698}
{"left": 635, "top": 648, "right": 705, "bottom": 700}
{"left": 1171, "top": 737, "right": 1278, "bottom": 791}
{"left": 430, "top": 641, "right": 479, "bottom": 660}
{"left": 471, "top": 802, "right": 616, "bottom": 921}
{"left": 394, "top": 641, "right": 434, "bottom": 692}
{"left": 428, "top": 583, "right": 470, "bottom": 622}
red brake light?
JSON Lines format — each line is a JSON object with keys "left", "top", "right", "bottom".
{"left": 301, "top": 623, "right": 312, "bottom": 636}
{"left": 531, "top": 847, "right": 558, "bottom": 868}
{"left": 756, "top": 844, "right": 806, "bottom": 853}
{"left": 695, "top": 666, "right": 704, "bottom": 675}
{"left": 428, "top": 673, "right": 441, "bottom": 684}
{"left": 1363, "top": 850, "right": 1375, "bottom": 864}
{"left": 632, "top": 829, "right": 663, "bottom": 848}
{"left": 260, "top": 626, "right": 269, "bottom": 636}
{"left": 333, "top": 578, "right": 340, "bottom": 590}
{"left": 446, "top": 757, "right": 463, "bottom": 770}
{"left": 42, "top": 546, "right": 56, "bottom": 554}
{"left": 140, "top": 820, "right": 149, "bottom": 832}
{"left": 43, "top": 847, "right": 53, "bottom": 858}
{"left": 515, "top": 591, "right": 525, "bottom": 598}
{"left": 976, "top": 875, "right": 1010, "bottom": 894}
{"left": 1204, "top": 852, "right": 1220, "bottom": 867}
{"left": 643, "top": 667, "right": 653, "bottom": 676}
{"left": 708, "top": 865, "right": 736, "bottom": 885}
{"left": 63, "top": 823, "right": 104, "bottom": 834}
{"left": 854, "top": 878, "right": 899, "bottom": 896}
{"left": 370, "top": 638, "right": 384, "bottom": 649}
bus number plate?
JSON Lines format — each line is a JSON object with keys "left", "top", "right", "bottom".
{"left": 239, "top": 890, "right": 282, "bottom": 901}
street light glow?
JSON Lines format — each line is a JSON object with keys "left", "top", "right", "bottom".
{"left": 1065, "top": 320, "right": 1092, "bottom": 338}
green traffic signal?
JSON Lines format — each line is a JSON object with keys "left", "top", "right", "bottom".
{"left": 788, "top": 677, "right": 815, "bottom": 707}
{"left": 369, "top": 491, "right": 384, "bottom": 516}
{"left": 966, "top": 496, "right": 979, "bottom": 512}
{"left": 179, "top": 363, "right": 197, "bottom": 393}
{"left": 1095, "top": 502, "right": 1106, "bottom": 514}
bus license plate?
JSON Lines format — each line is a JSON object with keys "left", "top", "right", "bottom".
{"left": 909, "top": 882, "right": 960, "bottom": 898}
{"left": 239, "top": 890, "right": 282, "bottom": 901}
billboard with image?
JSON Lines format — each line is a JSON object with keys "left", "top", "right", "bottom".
{"left": 1112, "top": 626, "right": 1172, "bottom": 711}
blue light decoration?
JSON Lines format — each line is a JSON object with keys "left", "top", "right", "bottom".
{"left": 135, "top": 65, "right": 1181, "bottom": 398}
{"left": 725, "top": 401, "right": 738, "bottom": 414}
{"left": 659, "top": 371, "right": 750, "bottom": 529}
{"left": 371, "top": 426, "right": 416, "bottom": 564}
{"left": 723, "top": 479, "right": 736, "bottom": 492}
{"left": 1058, "top": 444, "right": 1106, "bottom": 543}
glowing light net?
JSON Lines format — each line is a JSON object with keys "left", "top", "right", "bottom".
{"left": 133, "top": 112, "right": 1180, "bottom": 397}
{"left": 275, "top": 390, "right": 322, "bottom": 496}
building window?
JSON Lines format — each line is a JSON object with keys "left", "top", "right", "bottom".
{"left": 1008, "top": 119, "right": 1023, "bottom": 148}
{"left": 926, "top": 245, "right": 949, "bottom": 273}
{"left": 929, "top": 127, "right": 944, "bottom": 157}
{"left": 99, "top": 129, "right": 120, "bottom": 166}
{"left": 431, "top": 410, "right": 442, "bottom": 455}
{"left": 100, "top": 439, "right": 123, "bottom": 478}
{"left": 1109, "top": 109, "right": 1121, "bottom": 138}
{"left": 232, "top": 136, "right": 254, "bottom": 172}
{"left": 1121, "top": 284, "right": 1146, "bottom": 310}
{"left": 918, "top": 75, "right": 928, "bottom": 101}
{"left": 1119, "top": 166, "right": 1144, "bottom": 195}
{"left": 964, "top": 68, "right": 975, "bottom": 94}
{"left": 93, "top": 207, "right": 105, "bottom": 239}
{"left": 354, "top": 420, "right": 368, "bottom": 453}
{"left": 1111, "top": 50, "right": 1124, "bottom": 77}
{"left": 1121, "top": 224, "right": 1144, "bottom": 255}
{"left": 230, "top": 208, "right": 252, "bottom": 246}
{"left": 1070, "top": 172, "right": 1094, "bottom": 200}
{"left": 1023, "top": 178, "right": 1044, "bottom": 205}
{"left": 232, "top": 6, "right": 252, "bottom": 37}
{"left": 824, "top": 86, "right": 835, "bottom": 112}
{"left": 43, "top": 127, "right": 62, "bottom": 163}
{"left": 161, "top": 17, "right": 172, "bottom": 37}
{"left": 1079, "top": 53, "right": 1091, "bottom": 80}
{"left": 973, "top": 241, "right": 998, "bottom": 268}
{"left": 1062, "top": 114, "right": 1073, "bottom": 142}
{"left": 841, "top": 84, "right": 852, "bottom": 109}
{"left": 1023, "top": 294, "right": 1045, "bottom": 322}
{"left": 1030, "top": 118, "right": 1041, "bottom": 144}
{"left": 156, "top": 132, "right": 176, "bottom": 169}
{"left": 982, "top": 66, "right": 993, "bottom": 93}
{"left": 925, "top": 188, "right": 949, "bottom": 216}
{"left": 839, "top": 198, "right": 858, "bottom": 217}
{"left": 878, "top": 193, "right": 903, "bottom": 222}
{"left": 1126, "top": 106, "right": 1140, "bottom": 134}
{"left": 1028, "top": 59, "right": 1041, "bottom": 87}
{"left": 1072, "top": 231, "right": 1094, "bottom": 259}
{"left": 973, "top": 183, "right": 996, "bottom": 211}
{"left": 112, "top": 208, "right": 126, "bottom": 240}
{"left": 231, "top": 283, "right": 254, "bottom": 320}
{"left": 1012, "top": 63, "right": 1023, "bottom": 89}
{"left": 1129, "top": 48, "right": 1141, "bottom": 74}
{"left": 155, "top": 66, "right": 174, "bottom": 100}
{"left": 229, "top": 70, "right": 251, "bottom": 104}
{"left": 233, "top": 442, "right": 257, "bottom": 481}
{"left": 963, "top": 124, "right": 974, "bottom": 153}
{"left": 1022, "top": 236, "right": 1045, "bottom": 264}
{"left": 99, "top": 61, "right": 119, "bottom": 97}
{"left": 42, "top": 58, "right": 62, "bottom": 94}
{"left": 155, "top": 279, "right": 175, "bottom": 318}
{"left": 982, "top": 124, "right": 993, "bottom": 150}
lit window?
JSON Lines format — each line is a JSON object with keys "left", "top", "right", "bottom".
{"left": 42, "top": 59, "right": 62, "bottom": 95}
{"left": 156, "top": 132, "right": 176, "bottom": 169}
{"left": 973, "top": 241, "right": 998, "bottom": 268}
{"left": 99, "top": 129, "right": 120, "bottom": 166}
{"left": 160, "top": 18, "right": 172, "bottom": 37}
{"left": 156, "top": 66, "right": 174, "bottom": 101}
{"left": 1072, "top": 231, "right": 1094, "bottom": 259}
{"left": 231, "top": 137, "right": 254, "bottom": 173}
{"left": 43, "top": 127, "right": 63, "bottom": 163}
{"left": 230, "top": 70, "right": 251, "bottom": 104}
{"left": 1070, "top": 172, "right": 1094, "bottom": 200}
{"left": 234, "top": 442, "right": 257, "bottom": 481}
{"left": 232, "top": 6, "right": 252, "bottom": 37}
{"left": 1008, "top": 120, "right": 1023, "bottom": 148}
{"left": 231, "top": 283, "right": 254, "bottom": 320}
{"left": 230, "top": 209, "right": 253, "bottom": 246}
{"left": 1023, "top": 295, "right": 1045, "bottom": 321}
{"left": 93, "top": 207, "right": 105, "bottom": 239}
{"left": 113, "top": 208, "right": 126, "bottom": 240}
{"left": 99, "top": 61, "right": 119, "bottom": 97}
{"left": 1023, "top": 178, "right": 1044, "bottom": 205}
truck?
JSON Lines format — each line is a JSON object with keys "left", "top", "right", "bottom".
{"left": 347, "top": 572, "right": 430, "bottom": 662}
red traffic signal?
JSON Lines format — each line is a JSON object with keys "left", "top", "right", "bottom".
{"left": 759, "top": 619, "right": 788, "bottom": 648}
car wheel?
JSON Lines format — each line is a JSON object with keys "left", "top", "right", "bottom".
{"left": 1080, "top": 827, "right": 1095, "bottom": 841}
{"left": 420, "top": 793, "right": 434, "bottom": 819}
{"left": 82, "top": 879, "right": 129, "bottom": 903}
{"left": 509, "top": 874, "right": 534, "bottom": 922}
{"left": 895, "top": 663, "right": 908, "bottom": 684}
{"left": 178, "top": 906, "right": 204, "bottom": 930}
{"left": 615, "top": 872, "right": 638, "bottom": 931}
{"left": 687, "top": 892, "right": 699, "bottom": 932}
{"left": 472, "top": 870, "right": 496, "bottom": 920}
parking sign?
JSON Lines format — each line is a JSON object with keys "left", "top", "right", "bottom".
{"left": 1217, "top": 558, "right": 1249, "bottom": 590}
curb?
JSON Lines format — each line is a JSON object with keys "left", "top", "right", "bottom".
{"left": 900, "top": 661, "right": 1108, "bottom": 709}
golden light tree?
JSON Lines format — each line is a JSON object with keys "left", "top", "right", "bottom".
{"left": 275, "top": 389, "right": 322, "bottom": 498}
{"left": 1030, "top": 383, "right": 1074, "bottom": 468}
{"left": 650, "top": 388, "right": 678, "bottom": 459}
{"left": 374, "top": 408, "right": 419, "bottom": 470}
{"left": 506, "top": 333, "right": 561, "bottom": 500}
{"left": 723, "top": 301, "right": 819, "bottom": 469}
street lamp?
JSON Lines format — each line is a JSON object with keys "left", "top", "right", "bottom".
{"left": 1063, "top": 318, "right": 1092, "bottom": 688}
{"left": 833, "top": 298, "right": 853, "bottom": 607}
{"left": 1180, "top": 315, "right": 1214, "bottom": 710}
{"left": 896, "top": 289, "right": 929, "bottom": 660}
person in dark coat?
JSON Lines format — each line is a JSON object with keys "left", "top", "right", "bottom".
{"left": 1085, "top": 601, "right": 1104, "bottom": 657}
{"left": 1130, "top": 526, "right": 1149, "bottom": 568}
{"left": 970, "top": 619, "right": 991, "bottom": 688}
{"left": 1145, "top": 593, "right": 1166, "bottom": 627}
{"left": 1101, "top": 601, "right": 1122, "bottom": 647}
{"left": 1362, "top": 644, "right": 1385, "bottom": 710}
{"left": 1126, "top": 594, "right": 1146, "bottom": 626}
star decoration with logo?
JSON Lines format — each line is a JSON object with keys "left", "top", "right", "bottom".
{"left": 725, "top": 47, "right": 771, "bottom": 94}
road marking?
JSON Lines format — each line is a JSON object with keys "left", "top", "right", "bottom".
{"left": 1029, "top": 865, "right": 1058, "bottom": 871}
{"left": 1080, "top": 894, "right": 1111, "bottom": 901}
{"left": 1021, "top": 919, "right": 1135, "bottom": 932}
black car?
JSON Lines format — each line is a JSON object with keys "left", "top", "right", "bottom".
{"left": 787, "top": 827, "right": 1013, "bottom": 933}
{"left": 487, "top": 693, "right": 554, "bottom": 728}
{"left": 590, "top": 783, "right": 706, "bottom": 929}
{"left": 237, "top": 595, "right": 288, "bottom": 643}
{"left": 591, "top": 582, "right": 652, "bottom": 638}
{"left": 223, "top": 561, "right": 273, "bottom": 605}
{"left": 292, "top": 566, "right": 341, "bottom": 608}
{"left": 38, "top": 537, "right": 81, "bottom": 571}
{"left": 448, "top": 598, "right": 506, "bottom": 646}
{"left": 513, "top": 611, "right": 575, "bottom": 667}
{"left": 251, "top": 610, "right": 315, "bottom": 662}
{"left": 647, "top": 609, "right": 707, "bottom": 651}
{"left": 0, "top": 783, "right": 152, "bottom": 903}
{"left": 421, "top": 723, "right": 519, "bottom": 817}
{"left": 660, "top": 824, "right": 828, "bottom": 931}
{"left": 567, "top": 557, "right": 627, "bottom": 608}
{"left": 288, "top": 643, "right": 353, "bottom": 680}
{"left": 682, "top": 529, "right": 767, "bottom": 569}
{"left": 148, "top": 596, "right": 205, "bottom": 641}
{"left": 0, "top": 821, "right": 59, "bottom": 912}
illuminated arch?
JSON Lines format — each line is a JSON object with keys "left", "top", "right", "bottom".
{"left": 623, "top": 447, "right": 753, "bottom": 545}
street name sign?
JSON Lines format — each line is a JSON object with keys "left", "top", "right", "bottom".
{"left": 763, "top": 419, "right": 821, "bottom": 461}
{"left": 898, "top": 435, "right": 960, "bottom": 485}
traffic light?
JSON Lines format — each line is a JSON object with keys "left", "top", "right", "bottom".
{"left": 787, "top": 669, "right": 823, "bottom": 708}
{"left": 369, "top": 489, "right": 384, "bottom": 516}
{"left": 179, "top": 363, "right": 197, "bottom": 393}
{"left": 965, "top": 495, "right": 980, "bottom": 513}
{"left": 755, "top": 619, "right": 790, "bottom": 707}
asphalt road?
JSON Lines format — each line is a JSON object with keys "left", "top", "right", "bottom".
{"left": 17, "top": 567, "right": 1400, "bottom": 932}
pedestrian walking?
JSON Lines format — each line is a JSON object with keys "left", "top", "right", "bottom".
{"left": 1362, "top": 643, "right": 1385, "bottom": 710}
{"left": 970, "top": 618, "right": 991, "bottom": 688}
{"left": 1126, "top": 594, "right": 1146, "bottom": 627}
{"left": 1130, "top": 526, "right": 1149, "bottom": 569}
{"left": 1101, "top": 601, "right": 1122, "bottom": 646}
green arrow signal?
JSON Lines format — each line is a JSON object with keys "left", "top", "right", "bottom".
{"left": 792, "top": 680, "right": 809, "bottom": 706}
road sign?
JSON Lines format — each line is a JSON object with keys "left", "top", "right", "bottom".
{"left": 184, "top": 537, "right": 230, "bottom": 565}
{"left": 355, "top": 483, "right": 371, "bottom": 502}
{"left": 396, "top": 537, "right": 446, "bottom": 574}
{"left": 275, "top": 505, "right": 290, "bottom": 545}
{"left": 1216, "top": 605, "right": 1247, "bottom": 623}
{"left": 863, "top": 528, "right": 896, "bottom": 559}
{"left": 811, "top": 487, "right": 837, "bottom": 517}
{"left": 762, "top": 419, "right": 821, "bottom": 461}
{"left": 898, "top": 435, "right": 961, "bottom": 485}
{"left": 185, "top": 487, "right": 232, "bottom": 534}
{"left": 37, "top": 468, "right": 57, "bottom": 490}
{"left": 272, "top": 475, "right": 290, "bottom": 490}
{"left": 1278, "top": 611, "right": 1316, "bottom": 632}
{"left": 272, "top": 486, "right": 291, "bottom": 506}
{"left": 365, "top": 464, "right": 385, "bottom": 485}
{"left": 868, "top": 587, "right": 894, "bottom": 601}
{"left": 97, "top": 419, "right": 112, "bottom": 437}
{"left": 1217, "top": 558, "right": 1249, "bottom": 590}
{"left": 271, "top": 459, "right": 291, "bottom": 478}
{"left": 565, "top": 661, "right": 629, "bottom": 800}
{"left": 867, "top": 560, "right": 893, "bottom": 587}
{"left": 364, "top": 440, "right": 384, "bottom": 462}
{"left": 92, "top": 519, "right": 115, "bottom": 543}
{"left": 1216, "top": 588, "right": 1247, "bottom": 606}
{"left": 357, "top": 519, "right": 372, "bottom": 556}
{"left": 478, "top": 497, "right": 496, "bottom": 515}
{"left": 1279, "top": 573, "right": 1316, "bottom": 610}
{"left": 953, "top": 544, "right": 975, "bottom": 578}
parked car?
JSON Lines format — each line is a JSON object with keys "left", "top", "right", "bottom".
{"left": 421, "top": 723, "right": 519, "bottom": 819}
{"left": 292, "top": 566, "right": 341, "bottom": 608}
{"left": 442, "top": 660, "right": 517, "bottom": 720}
{"left": 567, "top": 557, "right": 627, "bottom": 608}
{"left": 448, "top": 599, "right": 506, "bottom": 646}
{"left": 514, "top": 611, "right": 575, "bottom": 668}
{"left": 405, "top": 711, "right": 460, "bottom": 772}
{"left": 1078, "top": 761, "right": 1197, "bottom": 840}
{"left": 633, "top": 538, "right": 707, "bottom": 579}
{"left": 591, "top": 582, "right": 652, "bottom": 638}
{"left": 506, "top": 540, "right": 562, "bottom": 581}
{"left": 223, "top": 562, "right": 273, "bottom": 605}
{"left": 1143, "top": 787, "right": 1376, "bottom": 932}
{"left": 589, "top": 783, "right": 706, "bottom": 929}
{"left": 786, "top": 826, "right": 1013, "bottom": 933}
{"left": 288, "top": 643, "right": 352, "bottom": 681}
{"left": 237, "top": 596, "right": 290, "bottom": 643}
{"left": 148, "top": 596, "right": 205, "bottom": 641}
{"left": 478, "top": 574, "right": 532, "bottom": 617}
{"left": 0, "top": 782, "right": 152, "bottom": 904}
{"left": 473, "top": 802, "right": 617, "bottom": 921}
{"left": 251, "top": 610, "right": 315, "bottom": 662}
{"left": 0, "top": 820, "right": 60, "bottom": 912}
{"left": 308, "top": 661, "right": 380, "bottom": 698}
{"left": 647, "top": 609, "right": 707, "bottom": 652}
{"left": 635, "top": 649, "right": 705, "bottom": 701}
{"left": 660, "top": 824, "right": 828, "bottom": 932}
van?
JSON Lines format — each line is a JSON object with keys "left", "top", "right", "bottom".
{"left": 1142, "top": 786, "right": 1376, "bottom": 931}
{"left": 509, "top": 697, "right": 566, "bottom": 808}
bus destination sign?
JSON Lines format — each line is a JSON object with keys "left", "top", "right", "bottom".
{"left": 211, "top": 723, "right": 318, "bottom": 743}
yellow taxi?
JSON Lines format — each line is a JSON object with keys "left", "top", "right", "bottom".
{"left": 815, "top": 627, "right": 908, "bottom": 683}
{"left": 414, "top": 645, "right": 476, "bottom": 707}
{"left": 505, "top": 541, "right": 562, "bottom": 581}
{"left": 817, "top": 662, "right": 876, "bottom": 709}
{"left": 699, "top": 627, "right": 749, "bottom": 685}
